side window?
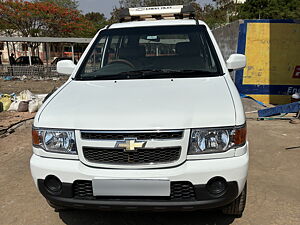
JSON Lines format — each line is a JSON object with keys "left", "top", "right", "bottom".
{"left": 83, "top": 37, "right": 107, "bottom": 74}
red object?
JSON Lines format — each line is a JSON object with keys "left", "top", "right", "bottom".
{"left": 293, "top": 66, "right": 300, "bottom": 78}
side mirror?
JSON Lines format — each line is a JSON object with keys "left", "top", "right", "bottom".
{"left": 57, "top": 60, "right": 76, "bottom": 75}
{"left": 226, "top": 54, "right": 246, "bottom": 71}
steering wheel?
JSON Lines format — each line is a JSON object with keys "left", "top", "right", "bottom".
{"left": 108, "top": 59, "right": 135, "bottom": 68}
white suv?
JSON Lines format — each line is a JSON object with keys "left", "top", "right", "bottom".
{"left": 30, "top": 5, "right": 248, "bottom": 217}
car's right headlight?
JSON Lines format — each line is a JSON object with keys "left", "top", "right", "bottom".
{"left": 32, "top": 127, "right": 77, "bottom": 154}
{"left": 188, "top": 125, "right": 246, "bottom": 155}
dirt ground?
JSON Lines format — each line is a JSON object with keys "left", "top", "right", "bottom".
{"left": 0, "top": 79, "right": 68, "bottom": 94}
{"left": 0, "top": 112, "right": 35, "bottom": 134}
{"left": 0, "top": 119, "right": 299, "bottom": 225}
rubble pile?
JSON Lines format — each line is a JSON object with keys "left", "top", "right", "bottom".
{"left": 0, "top": 90, "right": 47, "bottom": 113}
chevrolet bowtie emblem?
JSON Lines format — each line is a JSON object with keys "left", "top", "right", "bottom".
{"left": 115, "top": 139, "right": 147, "bottom": 152}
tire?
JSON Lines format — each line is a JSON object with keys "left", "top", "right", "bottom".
{"left": 222, "top": 182, "right": 247, "bottom": 217}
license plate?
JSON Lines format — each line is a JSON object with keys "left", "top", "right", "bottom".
{"left": 92, "top": 179, "right": 170, "bottom": 196}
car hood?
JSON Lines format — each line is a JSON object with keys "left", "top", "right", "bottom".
{"left": 37, "top": 77, "right": 236, "bottom": 130}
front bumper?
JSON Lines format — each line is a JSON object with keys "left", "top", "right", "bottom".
{"left": 38, "top": 179, "right": 239, "bottom": 211}
{"left": 30, "top": 148, "right": 248, "bottom": 211}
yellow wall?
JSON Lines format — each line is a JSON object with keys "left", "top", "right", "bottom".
{"left": 248, "top": 95, "right": 293, "bottom": 105}
{"left": 244, "top": 23, "right": 300, "bottom": 86}
{"left": 243, "top": 23, "right": 270, "bottom": 85}
{"left": 242, "top": 22, "right": 300, "bottom": 104}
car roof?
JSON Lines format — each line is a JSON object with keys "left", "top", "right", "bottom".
{"left": 109, "top": 19, "right": 207, "bottom": 30}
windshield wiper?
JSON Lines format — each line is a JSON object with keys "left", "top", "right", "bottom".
{"left": 76, "top": 70, "right": 165, "bottom": 80}
{"left": 122, "top": 69, "right": 223, "bottom": 79}
{"left": 77, "top": 69, "right": 223, "bottom": 81}
{"left": 77, "top": 73, "right": 133, "bottom": 81}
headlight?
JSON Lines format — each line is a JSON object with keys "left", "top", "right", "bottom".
{"left": 32, "top": 128, "right": 77, "bottom": 154}
{"left": 188, "top": 125, "right": 246, "bottom": 154}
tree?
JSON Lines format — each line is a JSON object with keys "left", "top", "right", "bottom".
{"left": 214, "top": 0, "right": 235, "bottom": 8}
{"left": 85, "top": 12, "right": 108, "bottom": 31}
{"left": 0, "top": 0, "right": 94, "bottom": 37}
{"left": 238, "top": 0, "right": 300, "bottom": 19}
{"left": 34, "top": 0, "right": 79, "bottom": 10}
{"left": 198, "top": 4, "right": 229, "bottom": 28}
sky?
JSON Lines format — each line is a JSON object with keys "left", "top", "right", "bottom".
{"left": 77, "top": 0, "right": 214, "bottom": 18}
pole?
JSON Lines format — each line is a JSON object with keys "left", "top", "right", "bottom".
{"left": 6, "top": 42, "right": 10, "bottom": 63}
{"left": 71, "top": 44, "right": 75, "bottom": 63}
{"left": 28, "top": 43, "right": 32, "bottom": 66}
{"left": 6, "top": 42, "right": 13, "bottom": 76}
{"left": 45, "top": 43, "right": 49, "bottom": 66}
{"left": 47, "top": 43, "right": 51, "bottom": 64}
{"left": 12, "top": 42, "right": 16, "bottom": 56}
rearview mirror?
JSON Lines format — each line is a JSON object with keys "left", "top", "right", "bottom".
{"left": 226, "top": 54, "right": 246, "bottom": 71}
{"left": 57, "top": 60, "right": 76, "bottom": 75}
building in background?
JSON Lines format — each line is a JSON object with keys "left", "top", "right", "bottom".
{"left": 0, "top": 39, "right": 87, "bottom": 65}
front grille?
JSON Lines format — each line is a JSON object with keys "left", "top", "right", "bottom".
{"left": 171, "top": 182, "right": 196, "bottom": 200}
{"left": 73, "top": 181, "right": 196, "bottom": 201}
{"left": 83, "top": 147, "right": 181, "bottom": 165}
{"left": 81, "top": 130, "right": 183, "bottom": 140}
{"left": 73, "top": 180, "right": 94, "bottom": 200}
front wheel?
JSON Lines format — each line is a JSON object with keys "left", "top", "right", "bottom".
{"left": 222, "top": 182, "right": 247, "bottom": 218}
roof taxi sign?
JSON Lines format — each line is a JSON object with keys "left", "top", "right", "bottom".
{"left": 119, "top": 5, "right": 195, "bottom": 22}
{"left": 129, "top": 5, "right": 184, "bottom": 16}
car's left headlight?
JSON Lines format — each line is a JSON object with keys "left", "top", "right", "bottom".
{"left": 188, "top": 125, "right": 246, "bottom": 155}
{"left": 32, "top": 128, "right": 77, "bottom": 154}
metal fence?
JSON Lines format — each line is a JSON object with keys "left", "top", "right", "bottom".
{"left": 0, "top": 65, "right": 68, "bottom": 78}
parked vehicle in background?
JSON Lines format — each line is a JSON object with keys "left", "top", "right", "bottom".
{"left": 30, "top": 5, "right": 248, "bottom": 217}
{"left": 15, "top": 56, "right": 43, "bottom": 65}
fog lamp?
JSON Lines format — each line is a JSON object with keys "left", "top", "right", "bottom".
{"left": 44, "top": 175, "right": 62, "bottom": 194}
{"left": 206, "top": 177, "right": 227, "bottom": 196}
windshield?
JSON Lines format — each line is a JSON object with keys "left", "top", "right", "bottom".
{"left": 76, "top": 25, "right": 223, "bottom": 80}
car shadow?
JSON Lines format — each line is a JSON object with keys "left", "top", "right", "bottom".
{"left": 59, "top": 210, "right": 235, "bottom": 225}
